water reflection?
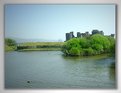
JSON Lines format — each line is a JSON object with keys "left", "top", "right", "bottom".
{"left": 109, "top": 62, "right": 115, "bottom": 80}
{"left": 62, "top": 54, "right": 116, "bottom": 86}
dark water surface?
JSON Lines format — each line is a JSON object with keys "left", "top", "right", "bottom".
{"left": 5, "top": 51, "right": 116, "bottom": 89}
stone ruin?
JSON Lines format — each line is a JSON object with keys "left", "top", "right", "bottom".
{"left": 65, "top": 30, "right": 115, "bottom": 41}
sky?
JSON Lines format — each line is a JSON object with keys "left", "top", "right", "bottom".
{"left": 5, "top": 4, "right": 115, "bottom": 41}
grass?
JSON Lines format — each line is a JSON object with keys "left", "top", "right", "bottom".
{"left": 17, "top": 48, "right": 62, "bottom": 51}
{"left": 16, "top": 42, "right": 65, "bottom": 51}
{"left": 5, "top": 45, "right": 16, "bottom": 51}
{"left": 5, "top": 42, "right": 65, "bottom": 52}
{"left": 18, "top": 42, "right": 64, "bottom": 46}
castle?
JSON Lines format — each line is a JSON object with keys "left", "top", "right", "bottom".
{"left": 66, "top": 30, "right": 115, "bottom": 41}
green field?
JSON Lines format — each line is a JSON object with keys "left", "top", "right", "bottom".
{"left": 16, "top": 42, "right": 65, "bottom": 51}
{"left": 5, "top": 45, "right": 16, "bottom": 51}
{"left": 18, "top": 42, "right": 64, "bottom": 46}
{"left": 17, "top": 48, "right": 62, "bottom": 51}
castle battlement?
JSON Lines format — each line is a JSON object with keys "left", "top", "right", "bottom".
{"left": 65, "top": 30, "right": 114, "bottom": 41}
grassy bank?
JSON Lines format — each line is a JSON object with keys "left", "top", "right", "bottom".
{"left": 5, "top": 45, "right": 16, "bottom": 52}
{"left": 17, "top": 48, "right": 62, "bottom": 51}
{"left": 18, "top": 42, "right": 64, "bottom": 46}
{"left": 16, "top": 42, "right": 65, "bottom": 51}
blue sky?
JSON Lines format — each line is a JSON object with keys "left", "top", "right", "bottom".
{"left": 5, "top": 4, "right": 115, "bottom": 41}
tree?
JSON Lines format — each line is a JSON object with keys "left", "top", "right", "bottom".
{"left": 92, "top": 44, "right": 103, "bottom": 54}
{"left": 5, "top": 38, "right": 16, "bottom": 46}
{"left": 83, "top": 47, "right": 94, "bottom": 56}
{"left": 5, "top": 38, "right": 16, "bottom": 51}
{"left": 62, "top": 38, "right": 81, "bottom": 56}
{"left": 90, "top": 34, "right": 110, "bottom": 52}
{"left": 65, "top": 38, "right": 80, "bottom": 49}
{"left": 106, "top": 36, "right": 115, "bottom": 54}
{"left": 69, "top": 47, "right": 80, "bottom": 56}
{"left": 62, "top": 33, "right": 115, "bottom": 56}
{"left": 79, "top": 38, "right": 90, "bottom": 48}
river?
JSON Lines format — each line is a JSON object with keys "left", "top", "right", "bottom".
{"left": 5, "top": 51, "right": 116, "bottom": 89}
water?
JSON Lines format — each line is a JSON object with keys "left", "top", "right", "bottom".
{"left": 5, "top": 51, "right": 116, "bottom": 89}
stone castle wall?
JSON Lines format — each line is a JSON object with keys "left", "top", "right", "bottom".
{"left": 65, "top": 30, "right": 114, "bottom": 41}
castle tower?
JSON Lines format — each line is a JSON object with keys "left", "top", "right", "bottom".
{"left": 70, "top": 32, "right": 74, "bottom": 38}
{"left": 99, "top": 31, "right": 104, "bottom": 35}
{"left": 66, "top": 31, "right": 75, "bottom": 41}
{"left": 66, "top": 33, "right": 70, "bottom": 41}
{"left": 111, "top": 34, "right": 115, "bottom": 38}
{"left": 77, "top": 32, "right": 81, "bottom": 38}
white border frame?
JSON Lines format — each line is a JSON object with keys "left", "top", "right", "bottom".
{"left": 0, "top": 0, "right": 121, "bottom": 93}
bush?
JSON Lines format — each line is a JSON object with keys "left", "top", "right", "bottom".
{"left": 107, "top": 36, "right": 115, "bottom": 54}
{"left": 92, "top": 44, "right": 103, "bottom": 53}
{"left": 83, "top": 47, "right": 94, "bottom": 56}
{"left": 62, "top": 34, "right": 115, "bottom": 56}
{"left": 62, "top": 38, "right": 81, "bottom": 55}
{"left": 5, "top": 38, "right": 17, "bottom": 51}
{"left": 69, "top": 47, "right": 80, "bottom": 56}
{"left": 5, "top": 45, "right": 16, "bottom": 51}
{"left": 79, "top": 38, "right": 90, "bottom": 48}
{"left": 110, "top": 43, "right": 115, "bottom": 54}
{"left": 5, "top": 38, "right": 16, "bottom": 46}
{"left": 90, "top": 34, "right": 110, "bottom": 52}
{"left": 66, "top": 38, "right": 80, "bottom": 49}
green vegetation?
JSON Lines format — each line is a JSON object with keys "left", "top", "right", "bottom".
{"left": 5, "top": 45, "right": 16, "bottom": 51}
{"left": 18, "top": 42, "right": 64, "bottom": 47}
{"left": 5, "top": 38, "right": 17, "bottom": 51}
{"left": 5, "top": 38, "right": 16, "bottom": 46}
{"left": 5, "top": 38, "right": 64, "bottom": 51}
{"left": 5, "top": 38, "right": 65, "bottom": 52}
{"left": 5, "top": 34, "right": 115, "bottom": 55}
{"left": 62, "top": 34, "right": 115, "bottom": 56}
{"left": 17, "top": 42, "right": 64, "bottom": 51}
{"left": 17, "top": 48, "right": 62, "bottom": 51}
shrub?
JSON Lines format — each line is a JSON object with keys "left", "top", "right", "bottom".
{"left": 62, "top": 38, "right": 81, "bottom": 55}
{"left": 5, "top": 38, "right": 16, "bottom": 46}
{"left": 62, "top": 34, "right": 115, "bottom": 56}
{"left": 66, "top": 38, "right": 80, "bottom": 49}
{"left": 69, "top": 47, "right": 80, "bottom": 56}
{"left": 83, "top": 47, "right": 94, "bottom": 56}
{"left": 110, "top": 43, "right": 115, "bottom": 54}
{"left": 79, "top": 38, "right": 90, "bottom": 48}
{"left": 5, "top": 38, "right": 17, "bottom": 51}
{"left": 92, "top": 44, "right": 103, "bottom": 53}
{"left": 107, "top": 36, "right": 115, "bottom": 54}
{"left": 90, "top": 34, "right": 110, "bottom": 52}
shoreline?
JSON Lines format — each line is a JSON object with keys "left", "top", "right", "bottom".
{"left": 5, "top": 42, "right": 64, "bottom": 52}
{"left": 16, "top": 48, "right": 62, "bottom": 52}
